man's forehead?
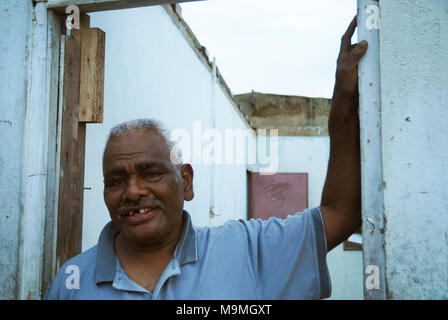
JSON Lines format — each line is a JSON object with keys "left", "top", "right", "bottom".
{"left": 103, "top": 130, "right": 171, "bottom": 163}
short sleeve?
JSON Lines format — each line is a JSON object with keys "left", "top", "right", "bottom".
{"left": 237, "top": 207, "right": 331, "bottom": 299}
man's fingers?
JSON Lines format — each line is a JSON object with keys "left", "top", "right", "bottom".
{"left": 347, "top": 41, "right": 368, "bottom": 67}
{"left": 340, "top": 16, "right": 357, "bottom": 53}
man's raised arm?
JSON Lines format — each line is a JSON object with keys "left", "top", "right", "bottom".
{"left": 320, "top": 16, "right": 368, "bottom": 251}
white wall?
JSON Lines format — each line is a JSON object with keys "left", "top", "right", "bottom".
{"left": 0, "top": 0, "right": 33, "bottom": 299}
{"left": 273, "top": 136, "right": 363, "bottom": 300}
{"left": 0, "top": 1, "right": 62, "bottom": 299}
{"left": 275, "top": 137, "right": 329, "bottom": 208}
{"left": 379, "top": 0, "right": 448, "bottom": 299}
{"left": 206, "top": 81, "right": 254, "bottom": 226}
{"left": 82, "top": 6, "right": 250, "bottom": 250}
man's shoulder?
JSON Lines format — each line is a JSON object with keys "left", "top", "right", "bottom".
{"left": 193, "top": 218, "right": 246, "bottom": 237}
{"left": 193, "top": 218, "right": 250, "bottom": 253}
{"left": 44, "top": 245, "right": 99, "bottom": 299}
{"left": 55, "top": 245, "right": 98, "bottom": 280}
{"left": 194, "top": 208, "right": 321, "bottom": 241}
{"left": 63, "top": 244, "right": 98, "bottom": 269}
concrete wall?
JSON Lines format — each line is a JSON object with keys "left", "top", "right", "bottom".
{"left": 379, "top": 0, "right": 448, "bottom": 299}
{"left": 82, "top": 6, "right": 251, "bottom": 250}
{"left": 236, "top": 92, "right": 331, "bottom": 136}
{"left": 0, "top": 1, "right": 34, "bottom": 299}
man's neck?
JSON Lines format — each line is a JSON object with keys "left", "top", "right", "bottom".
{"left": 112, "top": 218, "right": 185, "bottom": 293}
{"left": 114, "top": 218, "right": 185, "bottom": 266}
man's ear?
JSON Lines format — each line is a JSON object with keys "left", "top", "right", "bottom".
{"left": 181, "top": 164, "right": 194, "bottom": 201}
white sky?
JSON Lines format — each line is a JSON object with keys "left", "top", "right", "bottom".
{"left": 180, "top": 0, "right": 357, "bottom": 98}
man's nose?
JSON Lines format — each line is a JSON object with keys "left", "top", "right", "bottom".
{"left": 123, "top": 175, "right": 150, "bottom": 202}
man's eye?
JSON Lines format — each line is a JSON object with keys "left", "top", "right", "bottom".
{"left": 144, "top": 172, "right": 163, "bottom": 180}
{"left": 107, "top": 178, "right": 124, "bottom": 187}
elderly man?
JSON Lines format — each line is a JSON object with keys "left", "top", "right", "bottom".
{"left": 45, "top": 16, "right": 367, "bottom": 300}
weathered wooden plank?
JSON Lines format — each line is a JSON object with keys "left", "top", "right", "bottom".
{"left": 79, "top": 28, "right": 105, "bottom": 123}
{"left": 56, "top": 28, "right": 86, "bottom": 268}
{"left": 41, "top": 9, "right": 63, "bottom": 299}
{"left": 17, "top": 1, "right": 49, "bottom": 300}
{"left": 47, "top": 0, "right": 203, "bottom": 13}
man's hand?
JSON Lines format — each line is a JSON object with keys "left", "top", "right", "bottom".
{"left": 331, "top": 16, "right": 368, "bottom": 125}
{"left": 320, "top": 16, "right": 368, "bottom": 252}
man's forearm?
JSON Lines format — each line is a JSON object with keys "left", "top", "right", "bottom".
{"left": 321, "top": 97, "right": 361, "bottom": 221}
{"left": 320, "top": 96, "right": 362, "bottom": 250}
{"left": 318, "top": 16, "right": 367, "bottom": 251}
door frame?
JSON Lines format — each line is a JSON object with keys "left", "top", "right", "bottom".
{"left": 24, "top": 0, "right": 202, "bottom": 300}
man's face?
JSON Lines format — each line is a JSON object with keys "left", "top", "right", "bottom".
{"left": 103, "top": 129, "right": 194, "bottom": 247}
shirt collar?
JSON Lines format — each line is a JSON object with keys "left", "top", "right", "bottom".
{"left": 95, "top": 210, "right": 198, "bottom": 285}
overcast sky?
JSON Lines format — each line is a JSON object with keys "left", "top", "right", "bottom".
{"left": 180, "top": 0, "right": 357, "bottom": 98}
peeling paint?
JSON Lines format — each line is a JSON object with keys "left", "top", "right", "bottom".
{"left": 0, "top": 120, "right": 12, "bottom": 126}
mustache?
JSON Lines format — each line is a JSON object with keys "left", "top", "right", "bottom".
{"left": 116, "top": 199, "right": 164, "bottom": 216}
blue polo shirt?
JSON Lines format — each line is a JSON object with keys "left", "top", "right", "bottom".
{"left": 44, "top": 207, "right": 331, "bottom": 299}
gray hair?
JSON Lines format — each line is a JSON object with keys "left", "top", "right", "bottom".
{"left": 104, "top": 118, "right": 183, "bottom": 165}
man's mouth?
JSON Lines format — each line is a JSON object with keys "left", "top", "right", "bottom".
{"left": 120, "top": 207, "right": 159, "bottom": 217}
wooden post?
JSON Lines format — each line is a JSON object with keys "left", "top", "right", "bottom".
{"left": 56, "top": 28, "right": 85, "bottom": 268}
{"left": 79, "top": 28, "right": 105, "bottom": 123}
{"left": 56, "top": 20, "right": 105, "bottom": 268}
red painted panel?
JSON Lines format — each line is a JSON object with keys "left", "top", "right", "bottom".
{"left": 248, "top": 172, "right": 308, "bottom": 220}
